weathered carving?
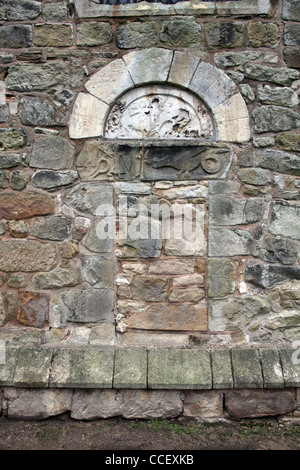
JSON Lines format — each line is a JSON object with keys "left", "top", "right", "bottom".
{"left": 76, "top": 140, "right": 232, "bottom": 182}
{"left": 142, "top": 145, "right": 232, "bottom": 181}
{"left": 105, "top": 85, "right": 214, "bottom": 140}
{"left": 76, "top": 141, "right": 118, "bottom": 181}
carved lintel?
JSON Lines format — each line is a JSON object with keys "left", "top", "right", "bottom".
{"left": 142, "top": 145, "right": 232, "bottom": 181}
{"left": 76, "top": 140, "right": 232, "bottom": 182}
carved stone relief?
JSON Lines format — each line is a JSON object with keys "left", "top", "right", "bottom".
{"left": 76, "top": 141, "right": 232, "bottom": 182}
{"left": 105, "top": 85, "right": 214, "bottom": 140}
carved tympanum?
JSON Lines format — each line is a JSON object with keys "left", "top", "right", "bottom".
{"left": 105, "top": 86, "right": 214, "bottom": 140}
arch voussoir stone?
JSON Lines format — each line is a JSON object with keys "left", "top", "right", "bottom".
{"left": 69, "top": 92, "right": 109, "bottom": 139}
{"left": 85, "top": 58, "right": 134, "bottom": 105}
{"left": 122, "top": 47, "right": 174, "bottom": 85}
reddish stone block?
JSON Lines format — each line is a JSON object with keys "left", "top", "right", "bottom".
{"left": 17, "top": 291, "right": 49, "bottom": 328}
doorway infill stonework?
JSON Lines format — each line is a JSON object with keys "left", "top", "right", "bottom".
{"left": 65, "top": 48, "right": 250, "bottom": 342}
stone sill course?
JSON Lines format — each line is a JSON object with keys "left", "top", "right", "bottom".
{"left": 0, "top": 345, "right": 299, "bottom": 390}
{"left": 73, "top": 0, "right": 272, "bottom": 18}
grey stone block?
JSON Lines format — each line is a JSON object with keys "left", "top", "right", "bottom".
{"left": 208, "top": 227, "right": 253, "bottom": 257}
{"left": 61, "top": 289, "right": 114, "bottom": 323}
{"left": 279, "top": 348, "right": 300, "bottom": 387}
{"left": 204, "top": 22, "right": 244, "bottom": 48}
{"left": 257, "top": 84, "right": 299, "bottom": 107}
{"left": 211, "top": 349, "right": 233, "bottom": 389}
{"left": 10, "top": 170, "right": 30, "bottom": 191}
{"left": 237, "top": 168, "right": 271, "bottom": 186}
{"left": 66, "top": 183, "right": 114, "bottom": 216}
{"left": 43, "top": 2, "right": 69, "bottom": 21}
{"left": 160, "top": 20, "right": 202, "bottom": 48}
{"left": 252, "top": 106, "right": 300, "bottom": 133}
{"left": 31, "top": 136, "right": 75, "bottom": 170}
{"left": 214, "top": 51, "right": 260, "bottom": 69}
{"left": 71, "top": 389, "right": 183, "bottom": 420}
{"left": 225, "top": 389, "right": 296, "bottom": 419}
{"left": 244, "top": 64, "right": 299, "bottom": 86}
{"left": 231, "top": 349, "right": 264, "bottom": 388}
{"left": 32, "top": 170, "right": 78, "bottom": 190}
{"left": 283, "top": 0, "right": 300, "bottom": 21}
{"left": 5, "top": 63, "right": 69, "bottom": 92}
{"left": 82, "top": 225, "right": 114, "bottom": 254}
{"left": 117, "top": 22, "right": 157, "bottom": 49}
{"left": 259, "top": 149, "right": 300, "bottom": 176}
{"left": 245, "top": 262, "right": 300, "bottom": 289}
{"left": 148, "top": 349, "right": 212, "bottom": 390}
{"left": 0, "top": 0, "right": 41, "bottom": 20}
{"left": 29, "top": 216, "right": 72, "bottom": 241}
{"left": 208, "top": 259, "right": 237, "bottom": 298}
{"left": 269, "top": 202, "right": 300, "bottom": 240}
{"left": 5, "top": 389, "right": 73, "bottom": 420}
{"left": 0, "top": 153, "right": 22, "bottom": 169}
{"left": 20, "top": 95, "right": 68, "bottom": 127}
{"left": 0, "top": 128, "right": 27, "bottom": 151}
{"left": 260, "top": 349, "right": 284, "bottom": 388}
{"left": 0, "top": 25, "right": 32, "bottom": 48}
{"left": 49, "top": 347, "right": 115, "bottom": 388}
{"left": 113, "top": 349, "right": 147, "bottom": 389}
{"left": 254, "top": 235, "right": 298, "bottom": 265}
{"left": 82, "top": 255, "right": 114, "bottom": 289}
{"left": 0, "top": 346, "right": 18, "bottom": 386}
{"left": 13, "top": 347, "right": 53, "bottom": 388}
{"left": 209, "top": 196, "right": 264, "bottom": 225}
{"left": 32, "top": 269, "right": 81, "bottom": 290}
{"left": 76, "top": 22, "right": 113, "bottom": 46}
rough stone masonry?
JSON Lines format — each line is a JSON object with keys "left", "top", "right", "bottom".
{"left": 0, "top": 0, "right": 299, "bottom": 422}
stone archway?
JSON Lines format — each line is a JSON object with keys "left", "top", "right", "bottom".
{"left": 69, "top": 48, "right": 250, "bottom": 143}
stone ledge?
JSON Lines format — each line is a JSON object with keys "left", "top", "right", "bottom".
{"left": 73, "top": 0, "right": 272, "bottom": 18}
{"left": 0, "top": 346, "right": 299, "bottom": 390}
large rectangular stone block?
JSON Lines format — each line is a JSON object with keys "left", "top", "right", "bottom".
{"left": 231, "top": 349, "right": 264, "bottom": 388}
{"left": 126, "top": 303, "right": 207, "bottom": 332}
{"left": 208, "top": 227, "right": 254, "bottom": 257}
{"left": 269, "top": 202, "right": 300, "bottom": 240}
{"left": 225, "top": 389, "right": 296, "bottom": 419}
{"left": 260, "top": 349, "right": 284, "bottom": 388}
{"left": 148, "top": 349, "right": 212, "bottom": 389}
{"left": 0, "top": 346, "right": 18, "bottom": 386}
{"left": 61, "top": 289, "right": 114, "bottom": 323}
{"left": 211, "top": 349, "right": 233, "bottom": 389}
{"left": 13, "top": 347, "right": 53, "bottom": 388}
{"left": 0, "top": 192, "right": 55, "bottom": 220}
{"left": 49, "top": 347, "right": 115, "bottom": 388}
{"left": 113, "top": 349, "right": 147, "bottom": 389}
{"left": 0, "top": 241, "right": 58, "bottom": 272}
{"left": 5, "top": 62, "right": 69, "bottom": 92}
{"left": 280, "top": 348, "right": 300, "bottom": 387}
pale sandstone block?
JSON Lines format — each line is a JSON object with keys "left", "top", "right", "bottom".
{"left": 122, "top": 48, "right": 173, "bottom": 85}
{"left": 85, "top": 58, "right": 134, "bottom": 105}
{"left": 69, "top": 92, "right": 108, "bottom": 139}
{"left": 168, "top": 51, "right": 200, "bottom": 88}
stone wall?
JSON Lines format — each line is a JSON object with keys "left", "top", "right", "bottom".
{"left": 0, "top": 0, "right": 300, "bottom": 421}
